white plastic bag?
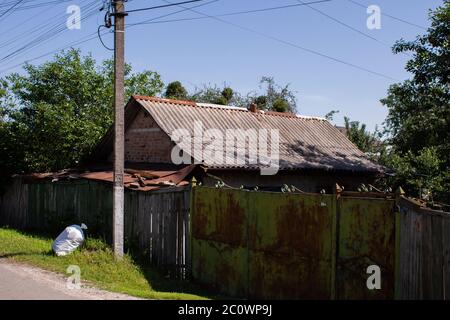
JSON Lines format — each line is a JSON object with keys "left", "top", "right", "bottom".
{"left": 52, "top": 223, "right": 88, "bottom": 256}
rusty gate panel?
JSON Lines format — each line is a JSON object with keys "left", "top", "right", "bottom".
{"left": 247, "top": 192, "right": 335, "bottom": 299}
{"left": 191, "top": 239, "right": 249, "bottom": 297}
{"left": 191, "top": 188, "right": 248, "bottom": 246}
{"left": 191, "top": 187, "right": 337, "bottom": 299}
{"left": 337, "top": 197, "right": 396, "bottom": 299}
{"left": 191, "top": 187, "right": 250, "bottom": 297}
{"left": 190, "top": 186, "right": 397, "bottom": 299}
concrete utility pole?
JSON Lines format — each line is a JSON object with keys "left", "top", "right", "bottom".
{"left": 112, "top": 0, "right": 126, "bottom": 260}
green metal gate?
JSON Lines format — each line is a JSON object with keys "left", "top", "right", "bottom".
{"left": 336, "top": 196, "right": 396, "bottom": 299}
{"left": 190, "top": 186, "right": 396, "bottom": 299}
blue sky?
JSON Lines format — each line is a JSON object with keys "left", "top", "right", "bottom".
{"left": 0, "top": 0, "right": 443, "bottom": 130}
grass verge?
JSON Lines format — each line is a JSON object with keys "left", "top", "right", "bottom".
{"left": 0, "top": 227, "right": 209, "bottom": 300}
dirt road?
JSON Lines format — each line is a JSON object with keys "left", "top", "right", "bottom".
{"left": 0, "top": 259, "right": 142, "bottom": 300}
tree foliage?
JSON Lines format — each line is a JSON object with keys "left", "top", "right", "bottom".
{"left": 190, "top": 84, "right": 242, "bottom": 106}
{"left": 164, "top": 81, "right": 188, "bottom": 100}
{"left": 380, "top": 1, "right": 449, "bottom": 202}
{"left": 251, "top": 77, "right": 297, "bottom": 113}
{"left": 344, "top": 117, "right": 381, "bottom": 155}
{"left": 0, "top": 49, "right": 164, "bottom": 181}
{"left": 187, "top": 77, "right": 298, "bottom": 113}
{"left": 324, "top": 109, "right": 339, "bottom": 121}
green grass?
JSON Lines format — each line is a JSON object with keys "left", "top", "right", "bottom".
{"left": 0, "top": 227, "right": 210, "bottom": 300}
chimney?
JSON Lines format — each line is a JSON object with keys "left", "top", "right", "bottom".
{"left": 249, "top": 103, "right": 258, "bottom": 113}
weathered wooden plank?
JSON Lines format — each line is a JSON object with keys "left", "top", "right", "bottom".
{"left": 3, "top": 181, "right": 187, "bottom": 280}
{"left": 443, "top": 216, "right": 450, "bottom": 300}
{"left": 185, "top": 188, "right": 192, "bottom": 277}
{"left": 430, "top": 214, "right": 443, "bottom": 299}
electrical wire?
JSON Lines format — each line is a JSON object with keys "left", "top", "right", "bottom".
{"left": 1, "top": 0, "right": 401, "bottom": 81}
{"left": 127, "top": 0, "right": 333, "bottom": 26}
{"left": 159, "top": 0, "right": 399, "bottom": 81}
{"left": 0, "top": 0, "right": 72, "bottom": 12}
{"left": 0, "top": 0, "right": 36, "bottom": 8}
{"left": 346, "top": 0, "right": 427, "bottom": 30}
{"left": 0, "top": 0, "right": 24, "bottom": 20}
{"left": 0, "top": 0, "right": 219, "bottom": 74}
{"left": 98, "top": 25, "right": 113, "bottom": 50}
{"left": 295, "top": 0, "right": 411, "bottom": 57}
{"left": 296, "top": 0, "right": 387, "bottom": 46}
{"left": 0, "top": 0, "right": 95, "bottom": 50}
{"left": 126, "top": 0, "right": 219, "bottom": 27}
{"left": 0, "top": 1, "right": 65, "bottom": 38}
{"left": 0, "top": 1, "right": 99, "bottom": 63}
{"left": 126, "top": 0, "right": 204, "bottom": 14}
{"left": 0, "top": 33, "right": 100, "bottom": 75}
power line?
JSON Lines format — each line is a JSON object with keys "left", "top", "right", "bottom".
{"left": 0, "top": 0, "right": 24, "bottom": 20}
{"left": 126, "top": 0, "right": 205, "bottom": 14}
{"left": 346, "top": 0, "right": 427, "bottom": 30}
{"left": 0, "top": 1, "right": 61, "bottom": 36}
{"left": 128, "top": 0, "right": 333, "bottom": 26}
{"left": 0, "top": 0, "right": 95, "bottom": 50}
{"left": 159, "top": 0, "right": 398, "bottom": 81}
{"left": 127, "top": 0, "right": 219, "bottom": 26}
{"left": 0, "top": 0, "right": 398, "bottom": 81}
{"left": 0, "top": 0, "right": 72, "bottom": 12}
{"left": 98, "top": 25, "right": 113, "bottom": 50}
{"left": 0, "top": 33, "right": 100, "bottom": 75}
{"left": 0, "top": 8, "right": 98, "bottom": 63}
{"left": 0, "top": 0, "right": 36, "bottom": 8}
{"left": 0, "top": 1, "right": 99, "bottom": 63}
{"left": 295, "top": 0, "right": 389, "bottom": 47}
{"left": 0, "top": 0, "right": 219, "bottom": 74}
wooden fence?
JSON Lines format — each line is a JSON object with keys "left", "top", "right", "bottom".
{"left": 396, "top": 196, "right": 450, "bottom": 299}
{"left": 0, "top": 177, "right": 191, "bottom": 278}
{"left": 1, "top": 177, "right": 449, "bottom": 298}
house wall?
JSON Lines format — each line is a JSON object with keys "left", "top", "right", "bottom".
{"left": 201, "top": 170, "right": 376, "bottom": 193}
{"left": 108, "top": 109, "right": 174, "bottom": 163}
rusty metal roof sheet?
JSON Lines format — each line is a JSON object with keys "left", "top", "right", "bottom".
{"left": 20, "top": 165, "right": 195, "bottom": 192}
{"left": 130, "top": 96, "right": 384, "bottom": 173}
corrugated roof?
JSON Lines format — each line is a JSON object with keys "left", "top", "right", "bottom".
{"left": 130, "top": 96, "right": 383, "bottom": 173}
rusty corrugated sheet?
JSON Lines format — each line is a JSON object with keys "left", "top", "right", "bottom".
{"left": 18, "top": 164, "right": 195, "bottom": 192}
{"left": 135, "top": 96, "right": 383, "bottom": 173}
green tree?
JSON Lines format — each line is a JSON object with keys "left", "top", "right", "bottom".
{"left": 380, "top": 1, "right": 449, "bottom": 202}
{"left": 344, "top": 117, "right": 380, "bottom": 155}
{"left": 190, "top": 84, "right": 240, "bottom": 105}
{"left": 0, "top": 49, "right": 164, "bottom": 180}
{"left": 251, "top": 76, "right": 297, "bottom": 113}
{"left": 165, "top": 81, "right": 188, "bottom": 100}
{"left": 324, "top": 109, "right": 339, "bottom": 121}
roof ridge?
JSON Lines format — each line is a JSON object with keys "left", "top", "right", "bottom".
{"left": 133, "top": 95, "right": 327, "bottom": 121}
{"left": 132, "top": 95, "right": 196, "bottom": 106}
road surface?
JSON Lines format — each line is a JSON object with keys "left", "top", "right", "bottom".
{"left": 0, "top": 259, "right": 141, "bottom": 300}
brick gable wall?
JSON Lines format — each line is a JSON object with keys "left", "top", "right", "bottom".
{"left": 108, "top": 109, "right": 174, "bottom": 163}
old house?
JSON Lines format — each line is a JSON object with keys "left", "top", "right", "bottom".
{"left": 89, "top": 96, "right": 384, "bottom": 193}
